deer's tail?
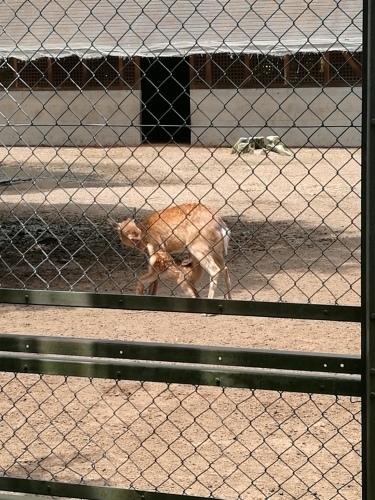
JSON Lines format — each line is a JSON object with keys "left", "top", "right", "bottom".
{"left": 221, "top": 226, "right": 230, "bottom": 256}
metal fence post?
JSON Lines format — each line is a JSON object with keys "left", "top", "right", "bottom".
{"left": 362, "top": 0, "right": 375, "bottom": 498}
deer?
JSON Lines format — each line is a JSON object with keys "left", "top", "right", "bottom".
{"left": 136, "top": 243, "right": 203, "bottom": 297}
{"left": 109, "top": 202, "right": 232, "bottom": 299}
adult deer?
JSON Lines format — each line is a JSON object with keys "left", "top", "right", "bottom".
{"left": 109, "top": 202, "right": 232, "bottom": 299}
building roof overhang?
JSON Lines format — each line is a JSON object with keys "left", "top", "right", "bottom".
{"left": 0, "top": 0, "right": 362, "bottom": 60}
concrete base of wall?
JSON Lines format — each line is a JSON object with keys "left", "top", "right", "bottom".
{"left": 190, "top": 87, "right": 361, "bottom": 148}
{"left": 0, "top": 90, "right": 142, "bottom": 147}
{"left": 0, "top": 87, "right": 361, "bottom": 148}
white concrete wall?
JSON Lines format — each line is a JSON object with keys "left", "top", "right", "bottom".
{"left": 0, "top": 90, "right": 142, "bottom": 146}
{"left": 0, "top": 87, "right": 361, "bottom": 147}
{"left": 190, "top": 87, "right": 362, "bottom": 147}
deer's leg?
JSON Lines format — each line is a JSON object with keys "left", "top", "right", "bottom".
{"left": 190, "top": 246, "right": 232, "bottom": 299}
{"left": 177, "top": 276, "right": 199, "bottom": 298}
{"left": 190, "top": 261, "right": 204, "bottom": 284}
{"left": 207, "top": 268, "right": 220, "bottom": 299}
{"left": 223, "top": 266, "right": 232, "bottom": 299}
{"left": 136, "top": 267, "right": 158, "bottom": 295}
{"left": 135, "top": 279, "right": 146, "bottom": 295}
{"left": 187, "top": 260, "right": 203, "bottom": 297}
{"left": 148, "top": 279, "right": 159, "bottom": 295}
{"left": 207, "top": 259, "right": 232, "bottom": 300}
{"left": 189, "top": 248, "right": 223, "bottom": 299}
{"left": 175, "top": 257, "right": 203, "bottom": 298}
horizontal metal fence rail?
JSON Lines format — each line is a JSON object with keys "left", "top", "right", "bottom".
{"left": 0, "top": 289, "right": 361, "bottom": 322}
{"left": 0, "top": 353, "right": 361, "bottom": 396}
{"left": 0, "top": 333, "right": 362, "bottom": 374}
{"left": 0, "top": 334, "right": 361, "bottom": 396}
{"left": 0, "top": 478, "right": 216, "bottom": 500}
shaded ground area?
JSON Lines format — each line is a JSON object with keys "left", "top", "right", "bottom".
{"left": 0, "top": 145, "right": 362, "bottom": 499}
{"left": 0, "top": 145, "right": 361, "bottom": 303}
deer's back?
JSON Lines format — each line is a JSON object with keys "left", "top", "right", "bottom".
{"left": 142, "top": 203, "right": 225, "bottom": 250}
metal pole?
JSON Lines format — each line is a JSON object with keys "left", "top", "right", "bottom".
{"left": 362, "top": 0, "right": 375, "bottom": 498}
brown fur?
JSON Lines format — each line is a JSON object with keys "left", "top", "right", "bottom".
{"left": 136, "top": 244, "right": 203, "bottom": 297}
{"left": 110, "top": 203, "right": 232, "bottom": 299}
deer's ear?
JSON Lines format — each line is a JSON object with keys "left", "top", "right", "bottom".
{"left": 131, "top": 207, "right": 139, "bottom": 221}
{"left": 108, "top": 219, "right": 120, "bottom": 232}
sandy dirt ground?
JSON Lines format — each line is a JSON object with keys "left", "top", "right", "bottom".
{"left": 0, "top": 145, "right": 362, "bottom": 499}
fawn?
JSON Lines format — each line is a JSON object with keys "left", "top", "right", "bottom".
{"left": 136, "top": 244, "right": 203, "bottom": 297}
{"left": 109, "top": 202, "right": 232, "bottom": 299}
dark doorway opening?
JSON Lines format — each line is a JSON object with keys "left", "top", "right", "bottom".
{"left": 141, "top": 57, "right": 191, "bottom": 144}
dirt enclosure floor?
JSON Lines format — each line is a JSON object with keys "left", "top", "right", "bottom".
{"left": 0, "top": 146, "right": 362, "bottom": 499}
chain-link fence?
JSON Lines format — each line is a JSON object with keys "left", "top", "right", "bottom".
{"left": 0, "top": 0, "right": 362, "bottom": 305}
{"left": 0, "top": 0, "right": 368, "bottom": 498}
{"left": 0, "top": 375, "right": 361, "bottom": 499}
{"left": 0, "top": 145, "right": 361, "bottom": 304}
{"left": 0, "top": 336, "right": 362, "bottom": 500}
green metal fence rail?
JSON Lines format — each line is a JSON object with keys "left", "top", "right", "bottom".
{"left": 0, "top": 334, "right": 362, "bottom": 395}
{"left": 0, "top": 289, "right": 362, "bottom": 321}
{"left": 0, "top": 333, "right": 362, "bottom": 373}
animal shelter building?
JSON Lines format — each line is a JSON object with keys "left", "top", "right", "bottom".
{"left": 0, "top": 0, "right": 362, "bottom": 147}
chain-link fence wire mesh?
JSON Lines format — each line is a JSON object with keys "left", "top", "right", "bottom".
{"left": 0, "top": 0, "right": 362, "bottom": 304}
{"left": 0, "top": 3, "right": 364, "bottom": 498}
{"left": 0, "top": 372, "right": 361, "bottom": 500}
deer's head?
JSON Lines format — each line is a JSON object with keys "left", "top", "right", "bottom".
{"left": 108, "top": 218, "right": 144, "bottom": 249}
